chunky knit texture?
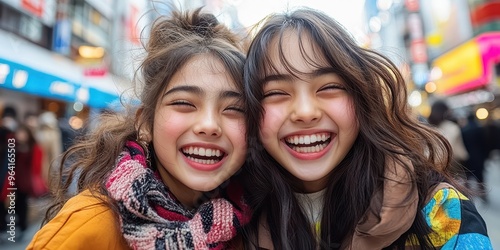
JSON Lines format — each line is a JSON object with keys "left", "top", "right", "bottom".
{"left": 106, "top": 141, "right": 251, "bottom": 250}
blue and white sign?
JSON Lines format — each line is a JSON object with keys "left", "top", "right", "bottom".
{"left": 52, "top": 19, "right": 72, "bottom": 55}
{"left": 0, "top": 58, "right": 79, "bottom": 102}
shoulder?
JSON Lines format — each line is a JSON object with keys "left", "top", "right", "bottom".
{"left": 422, "top": 184, "right": 492, "bottom": 249}
{"left": 27, "top": 190, "right": 130, "bottom": 250}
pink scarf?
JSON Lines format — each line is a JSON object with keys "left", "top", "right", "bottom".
{"left": 106, "top": 141, "right": 251, "bottom": 249}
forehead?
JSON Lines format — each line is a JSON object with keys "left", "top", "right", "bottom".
{"left": 266, "top": 30, "right": 329, "bottom": 74}
{"left": 178, "top": 54, "right": 226, "bottom": 76}
{"left": 168, "top": 54, "right": 238, "bottom": 90}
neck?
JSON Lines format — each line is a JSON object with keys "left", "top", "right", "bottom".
{"left": 156, "top": 164, "right": 202, "bottom": 209}
{"left": 295, "top": 177, "right": 328, "bottom": 193}
{"left": 173, "top": 187, "right": 202, "bottom": 210}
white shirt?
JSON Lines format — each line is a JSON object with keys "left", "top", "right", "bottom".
{"left": 295, "top": 189, "right": 326, "bottom": 231}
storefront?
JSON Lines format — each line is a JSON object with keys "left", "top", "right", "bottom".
{"left": 0, "top": 29, "right": 122, "bottom": 117}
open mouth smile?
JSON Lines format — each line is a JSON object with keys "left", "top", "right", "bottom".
{"left": 181, "top": 146, "right": 225, "bottom": 165}
{"left": 284, "top": 132, "right": 332, "bottom": 153}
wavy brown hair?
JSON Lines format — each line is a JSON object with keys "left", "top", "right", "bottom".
{"left": 241, "top": 8, "right": 464, "bottom": 249}
{"left": 43, "top": 7, "right": 246, "bottom": 224}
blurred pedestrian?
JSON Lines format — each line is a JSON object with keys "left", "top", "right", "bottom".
{"left": 484, "top": 117, "right": 500, "bottom": 154}
{"left": 23, "top": 111, "right": 40, "bottom": 136}
{"left": 428, "top": 100, "right": 469, "bottom": 177}
{"left": 37, "top": 111, "right": 62, "bottom": 190}
{"left": 0, "top": 106, "right": 18, "bottom": 132}
{"left": 461, "top": 113, "right": 489, "bottom": 203}
{"left": 12, "top": 124, "right": 45, "bottom": 236}
{"left": 0, "top": 105, "right": 17, "bottom": 233}
{"left": 57, "top": 116, "right": 78, "bottom": 152}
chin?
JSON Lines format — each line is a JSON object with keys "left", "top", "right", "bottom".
{"left": 293, "top": 171, "right": 327, "bottom": 182}
{"left": 195, "top": 186, "right": 218, "bottom": 192}
{"left": 188, "top": 181, "right": 220, "bottom": 192}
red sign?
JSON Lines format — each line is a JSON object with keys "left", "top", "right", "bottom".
{"left": 410, "top": 39, "right": 428, "bottom": 63}
{"left": 84, "top": 67, "right": 107, "bottom": 77}
{"left": 22, "top": 0, "right": 44, "bottom": 17}
{"left": 470, "top": 2, "right": 500, "bottom": 28}
{"left": 405, "top": 0, "right": 419, "bottom": 12}
{"left": 127, "top": 4, "right": 140, "bottom": 45}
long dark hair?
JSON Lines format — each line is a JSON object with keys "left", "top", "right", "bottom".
{"left": 242, "top": 8, "right": 463, "bottom": 249}
{"left": 43, "top": 7, "right": 246, "bottom": 224}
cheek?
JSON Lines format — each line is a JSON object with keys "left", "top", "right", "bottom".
{"left": 325, "top": 99, "right": 359, "bottom": 137}
{"left": 153, "top": 111, "right": 188, "bottom": 139}
{"left": 224, "top": 119, "right": 248, "bottom": 161}
{"left": 259, "top": 106, "right": 284, "bottom": 140}
{"left": 225, "top": 119, "right": 247, "bottom": 145}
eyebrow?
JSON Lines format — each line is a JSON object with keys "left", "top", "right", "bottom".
{"left": 262, "top": 67, "right": 338, "bottom": 85}
{"left": 163, "top": 85, "right": 242, "bottom": 99}
{"left": 164, "top": 85, "right": 202, "bottom": 96}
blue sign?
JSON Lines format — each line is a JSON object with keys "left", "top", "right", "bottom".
{"left": 0, "top": 58, "right": 79, "bottom": 102}
{"left": 0, "top": 57, "right": 121, "bottom": 110}
{"left": 87, "top": 87, "right": 121, "bottom": 109}
{"left": 52, "top": 19, "right": 72, "bottom": 56}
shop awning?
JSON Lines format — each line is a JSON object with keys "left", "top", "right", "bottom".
{"left": 0, "top": 57, "right": 80, "bottom": 102}
{"left": 431, "top": 32, "right": 500, "bottom": 95}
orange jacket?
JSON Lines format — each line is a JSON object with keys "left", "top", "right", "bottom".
{"left": 27, "top": 190, "right": 130, "bottom": 249}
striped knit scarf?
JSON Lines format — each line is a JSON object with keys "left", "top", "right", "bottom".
{"left": 106, "top": 141, "right": 251, "bottom": 250}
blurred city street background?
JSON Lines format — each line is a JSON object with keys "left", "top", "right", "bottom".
{"left": 2, "top": 152, "right": 500, "bottom": 250}
{"left": 2, "top": 0, "right": 500, "bottom": 249}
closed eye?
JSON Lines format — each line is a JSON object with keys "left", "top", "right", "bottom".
{"left": 318, "top": 83, "right": 345, "bottom": 92}
{"left": 263, "top": 90, "right": 288, "bottom": 99}
{"left": 225, "top": 106, "right": 245, "bottom": 113}
{"left": 169, "top": 100, "right": 195, "bottom": 108}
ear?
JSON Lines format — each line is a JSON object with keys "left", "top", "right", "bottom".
{"left": 135, "top": 107, "right": 152, "bottom": 142}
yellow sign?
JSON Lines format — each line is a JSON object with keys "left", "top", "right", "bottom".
{"left": 432, "top": 39, "right": 483, "bottom": 95}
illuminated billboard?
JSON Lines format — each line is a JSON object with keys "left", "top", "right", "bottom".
{"left": 431, "top": 32, "right": 500, "bottom": 95}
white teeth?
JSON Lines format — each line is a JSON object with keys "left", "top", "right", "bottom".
{"left": 186, "top": 156, "right": 217, "bottom": 164}
{"left": 291, "top": 143, "right": 326, "bottom": 153}
{"left": 311, "top": 134, "right": 317, "bottom": 143}
{"left": 182, "top": 147, "right": 222, "bottom": 157}
{"left": 304, "top": 136, "right": 311, "bottom": 144}
{"left": 285, "top": 133, "right": 331, "bottom": 146}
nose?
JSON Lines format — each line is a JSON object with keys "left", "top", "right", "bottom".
{"left": 290, "top": 94, "right": 321, "bottom": 124}
{"left": 193, "top": 110, "right": 222, "bottom": 137}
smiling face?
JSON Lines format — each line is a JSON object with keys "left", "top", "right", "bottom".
{"left": 150, "top": 54, "right": 246, "bottom": 207}
{"left": 259, "top": 31, "right": 359, "bottom": 192}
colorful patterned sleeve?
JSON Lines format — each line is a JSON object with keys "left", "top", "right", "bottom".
{"left": 422, "top": 187, "right": 493, "bottom": 249}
